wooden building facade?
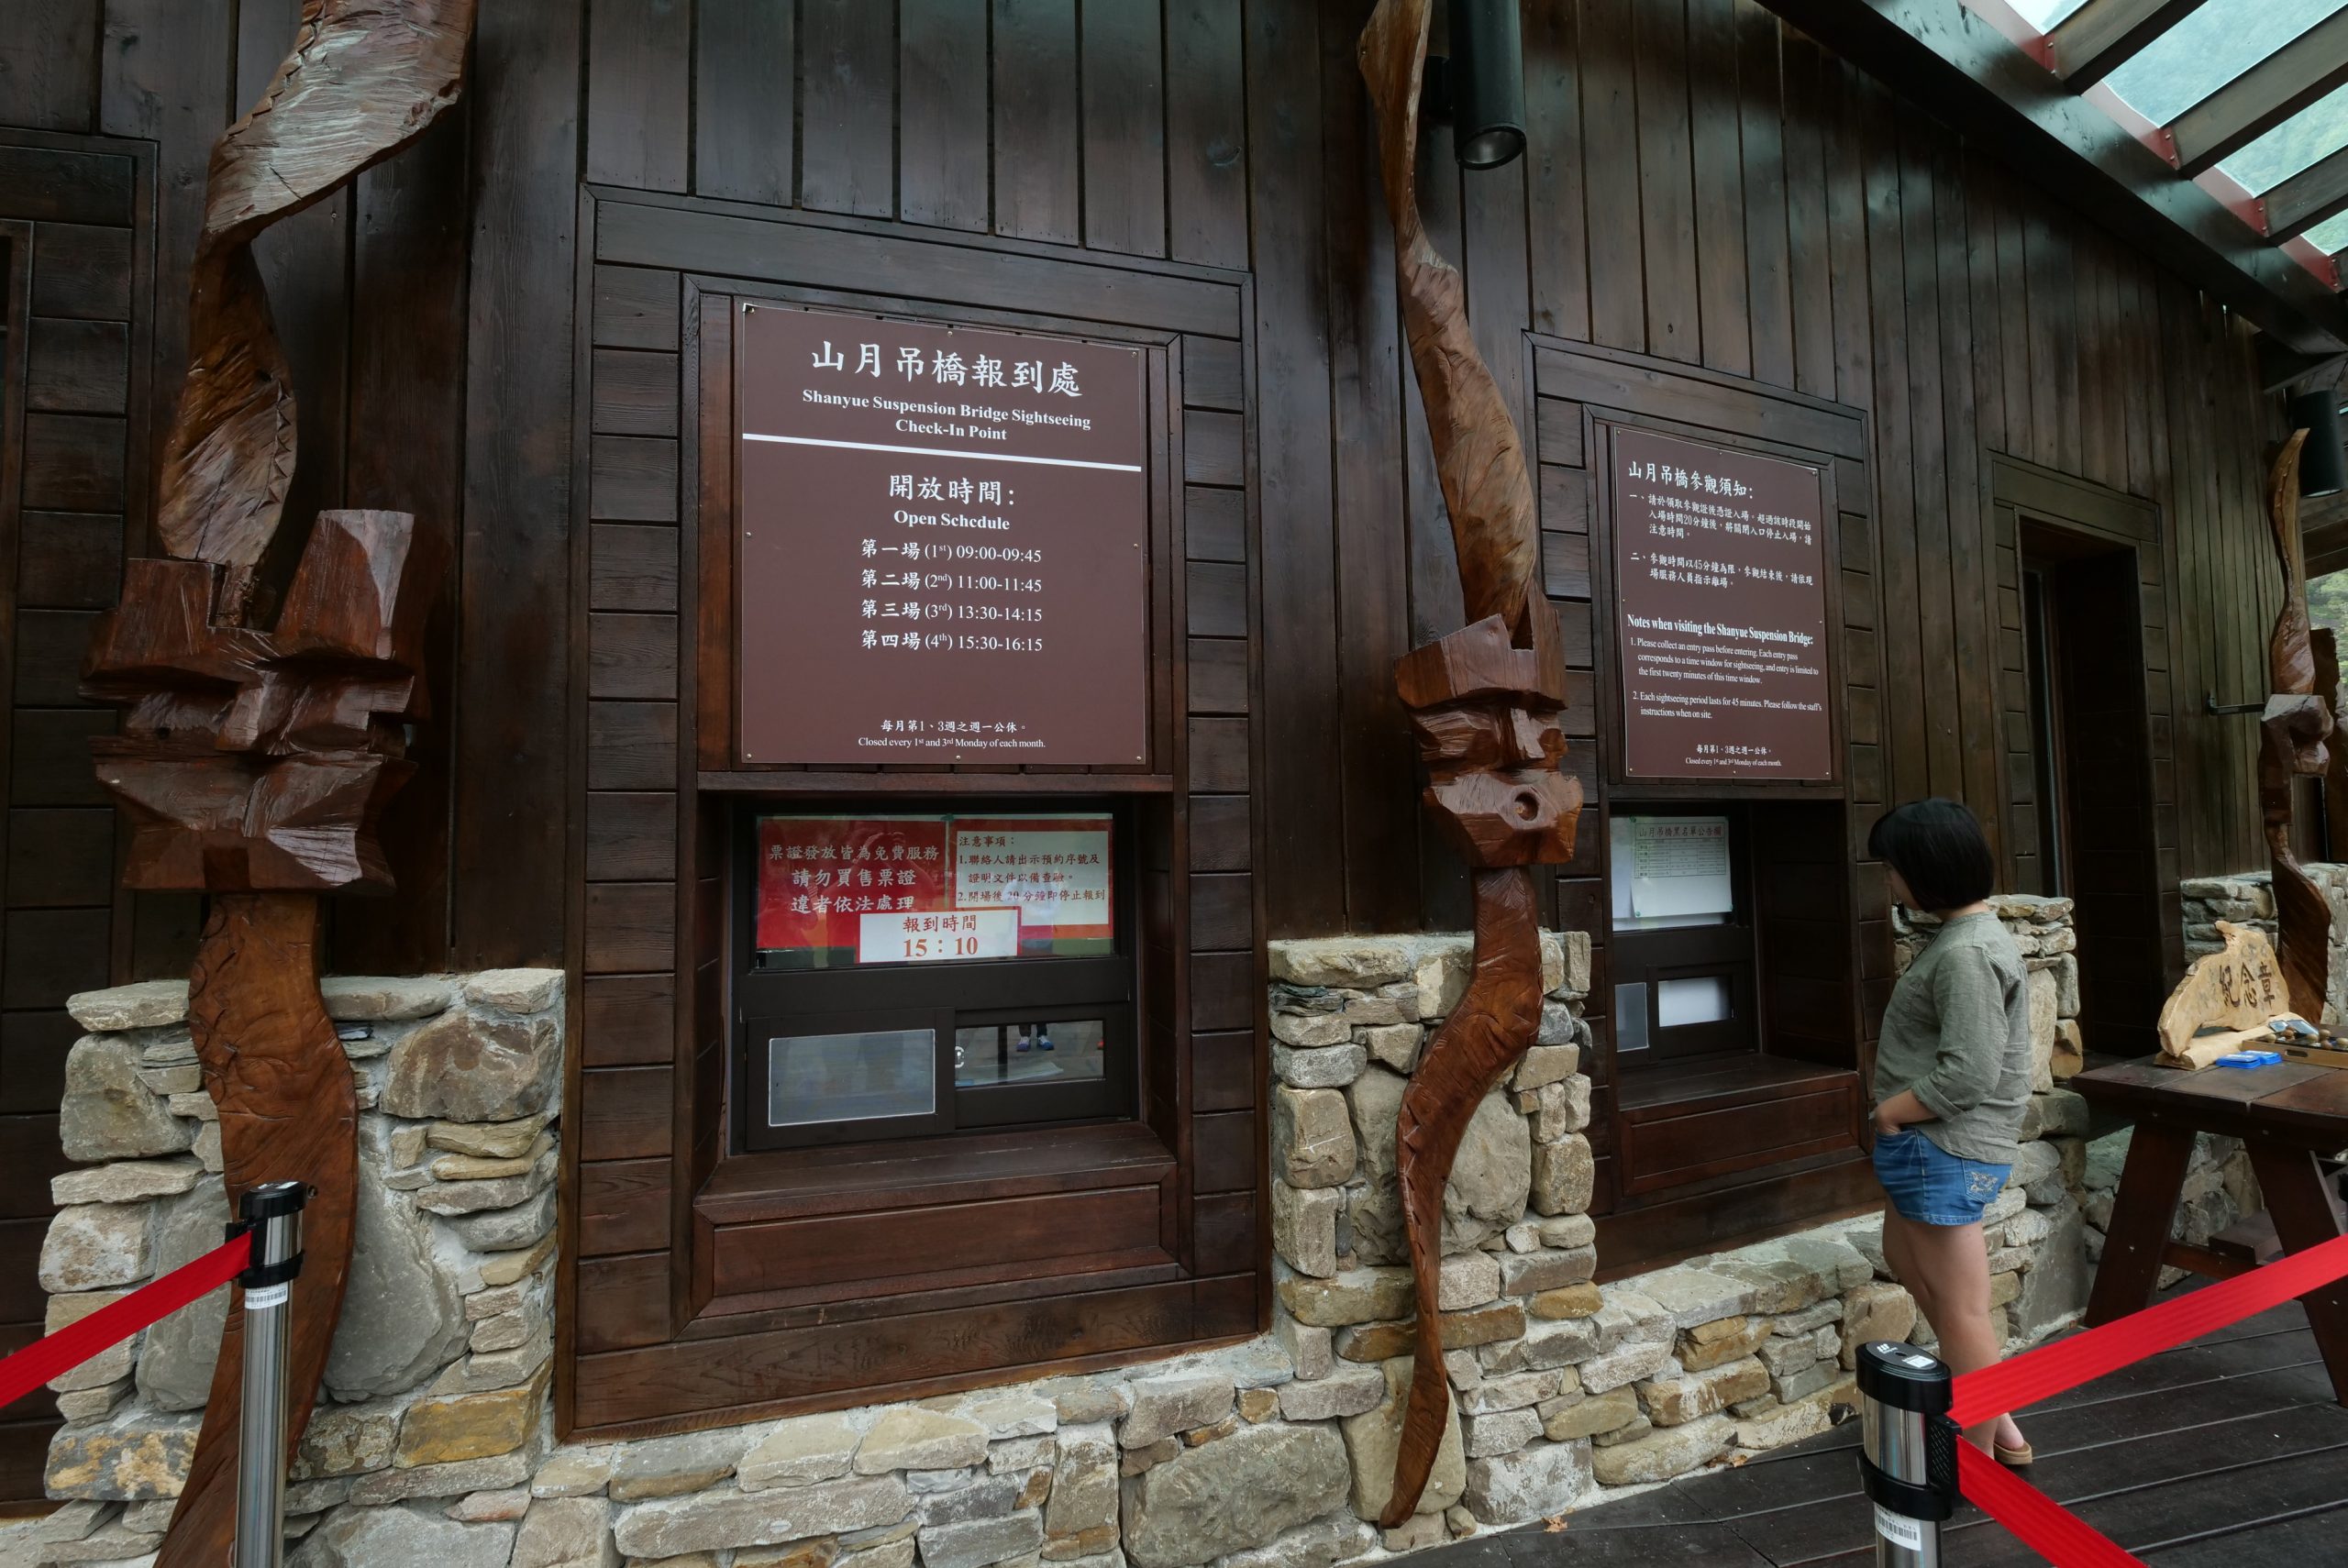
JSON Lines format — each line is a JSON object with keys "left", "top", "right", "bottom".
{"left": 0, "top": 0, "right": 2307, "bottom": 1488}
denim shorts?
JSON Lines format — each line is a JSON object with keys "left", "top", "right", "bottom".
{"left": 1873, "top": 1129, "right": 2012, "bottom": 1227}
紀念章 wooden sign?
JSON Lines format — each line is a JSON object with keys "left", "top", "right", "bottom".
{"left": 2154, "top": 922, "right": 2290, "bottom": 1068}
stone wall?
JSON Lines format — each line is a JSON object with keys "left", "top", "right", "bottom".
{"left": 22, "top": 905, "right": 2262, "bottom": 1568}
{"left": 28, "top": 939, "right": 1611, "bottom": 1568}
{"left": 32, "top": 969, "right": 564, "bottom": 1567}
{"left": 1891, "top": 894, "right": 2086, "bottom": 1087}
{"left": 2180, "top": 865, "right": 2348, "bottom": 1024}
{"left": 1247, "top": 898, "right": 2115, "bottom": 1515}
{"left": 1262, "top": 930, "right": 1600, "bottom": 1549}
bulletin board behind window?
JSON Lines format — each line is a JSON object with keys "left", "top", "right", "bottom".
{"left": 1609, "top": 812, "right": 1755, "bottom": 1066}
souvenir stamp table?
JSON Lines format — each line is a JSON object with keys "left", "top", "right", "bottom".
{"left": 2071, "top": 1058, "right": 2348, "bottom": 1401}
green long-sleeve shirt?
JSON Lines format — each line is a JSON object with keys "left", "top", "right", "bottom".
{"left": 1874, "top": 911, "right": 2032, "bottom": 1165}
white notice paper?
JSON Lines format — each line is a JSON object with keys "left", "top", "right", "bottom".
{"left": 1623, "top": 816, "right": 1733, "bottom": 920}
{"left": 858, "top": 908, "right": 1019, "bottom": 965}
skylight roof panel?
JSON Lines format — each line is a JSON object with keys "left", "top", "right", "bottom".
{"left": 2221, "top": 81, "right": 2348, "bottom": 191}
{"left": 2008, "top": 0, "right": 2092, "bottom": 28}
{"left": 2104, "top": 0, "right": 2346, "bottom": 127}
{"left": 2304, "top": 207, "right": 2348, "bottom": 254}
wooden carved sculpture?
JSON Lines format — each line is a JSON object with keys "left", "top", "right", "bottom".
{"left": 1360, "top": 0, "right": 1583, "bottom": 1527}
{"left": 77, "top": 5, "right": 474, "bottom": 1562}
{"left": 2261, "top": 429, "right": 2334, "bottom": 1023}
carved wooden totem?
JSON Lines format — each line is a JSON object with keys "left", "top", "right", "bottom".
{"left": 78, "top": 5, "right": 475, "bottom": 1562}
{"left": 2261, "top": 429, "right": 2335, "bottom": 1023}
{"left": 1360, "top": 0, "right": 1583, "bottom": 1527}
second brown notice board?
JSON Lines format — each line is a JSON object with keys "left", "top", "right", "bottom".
{"left": 1610, "top": 425, "right": 1833, "bottom": 781}
{"left": 735, "top": 304, "right": 1152, "bottom": 767}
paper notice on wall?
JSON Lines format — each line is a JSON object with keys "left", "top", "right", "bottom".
{"left": 1621, "top": 816, "right": 1733, "bottom": 920}
{"left": 757, "top": 816, "right": 952, "bottom": 954}
{"left": 952, "top": 818, "right": 1113, "bottom": 939}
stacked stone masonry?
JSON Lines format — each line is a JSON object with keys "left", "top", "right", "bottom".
{"left": 33, "top": 970, "right": 566, "bottom": 1568}
{"left": 23, "top": 904, "right": 2259, "bottom": 1566}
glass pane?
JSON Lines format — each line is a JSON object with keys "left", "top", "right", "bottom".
{"left": 953, "top": 1019, "right": 1109, "bottom": 1088}
{"left": 767, "top": 1028, "right": 936, "bottom": 1127}
{"left": 1656, "top": 975, "right": 1734, "bottom": 1028}
{"left": 1610, "top": 815, "right": 1733, "bottom": 931}
{"left": 2104, "top": 0, "right": 2346, "bottom": 129}
{"left": 2220, "top": 82, "right": 2348, "bottom": 192}
{"left": 2311, "top": 568, "right": 2348, "bottom": 635}
{"left": 2303, "top": 208, "right": 2348, "bottom": 254}
{"left": 755, "top": 812, "right": 1114, "bottom": 971}
{"left": 2007, "top": 0, "right": 2091, "bottom": 29}
{"left": 1614, "top": 982, "right": 1651, "bottom": 1053}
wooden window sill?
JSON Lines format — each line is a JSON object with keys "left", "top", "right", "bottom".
{"left": 691, "top": 1120, "right": 1182, "bottom": 1321}
{"left": 1613, "top": 1054, "right": 1862, "bottom": 1198}
{"left": 695, "top": 1118, "right": 1178, "bottom": 1226}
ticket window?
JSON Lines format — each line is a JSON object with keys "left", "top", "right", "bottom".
{"left": 733, "top": 805, "right": 1137, "bottom": 1150}
{"left": 1609, "top": 812, "right": 1757, "bottom": 1067}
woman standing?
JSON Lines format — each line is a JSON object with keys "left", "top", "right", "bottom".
{"left": 1867, "top": 798, "right": 2035, "bottom": 1463}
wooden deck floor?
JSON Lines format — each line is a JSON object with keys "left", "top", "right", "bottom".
{"left": 1421, "top": 1292, "right": 2348, "bottom": 1565}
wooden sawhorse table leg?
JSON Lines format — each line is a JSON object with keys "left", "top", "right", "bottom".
{"left": 2085, "top": 1122, "right": 2194, "bottom": 1329}
{"left": 2246, "top": 1141, "right": 2348, "bottom": 1406}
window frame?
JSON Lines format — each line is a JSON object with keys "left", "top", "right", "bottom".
{"left": 729, "top": 798, "right": 1142, "bottom": 1151}
{"left": 565, "top": 207, "right": 1260, "bottom": 1442}
{"left": 1608, "top": 802, "right": 1762, "bottom": 1069}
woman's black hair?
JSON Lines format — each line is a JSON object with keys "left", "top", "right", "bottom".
{"left": 1867, "top": 798, "right": 1995, "bottom": 912}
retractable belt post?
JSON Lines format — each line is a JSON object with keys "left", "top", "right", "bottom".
{"left": 1856, "top": 1340, "right": 1961, "bottom": 1568}
{"left": 232, "top": 1181, "right": 310, "bottom": 1568}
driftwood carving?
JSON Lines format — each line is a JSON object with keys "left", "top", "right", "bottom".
{"left": 163, "top": 0, "right": 476, "bottom": 622}
{"left": 77, "top": 5, "right": 474, "bottom": 1562}
{"left": 1361, "top": 0, "right": 1582, "bottom": 1527}
{"left": 2315, "top": 628, "right": 2348, "bottom": 863}
{"left": 2261, "top": 430, "right": 2334, "bottom": 1024}
{"left": 167, "top": 898, "right": 358, "bottom": 1562}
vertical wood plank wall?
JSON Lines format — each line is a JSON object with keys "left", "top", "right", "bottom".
{"left": 1256, "top": 0, "right": 2276, "bottom": 940}
{"left": 0, "top": 0, "right": 2284, "bottom": 1007}
{"left": 0, "top": 0, "right": 501, "bottom": 981}
{"left": 0, "top": 0, "right": 2302, "bottom": 1485}
{"left": 0, "top": 128, "right": 153, "bottom": 1505}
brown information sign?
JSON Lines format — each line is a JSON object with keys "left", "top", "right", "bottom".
{"left": 1611, "top": 426, "right": 1833, "bottom": 780}
{"left": 735, "top": 304, "right": 1150, "bottom": 766}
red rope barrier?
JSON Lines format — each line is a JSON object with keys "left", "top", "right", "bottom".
{"left": 1950, "top": 1230, "right": 2348, "bottom": 1427}
{"left": 1936, "top": 1228, "right": 2348, "bottom": 1567}
{"left": 0, "top": 1228, "right": 250, "bottom": 1410}
{"left": 1955, "top": 1444, "right": 2145, "bottom": 1568}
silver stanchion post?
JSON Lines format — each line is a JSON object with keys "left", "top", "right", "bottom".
{"left": 234, "top": 1182, "right": 310, "bottom": 1568}
{"left": 1855, "top": 1340, "right": 1959, "bottom": 1568}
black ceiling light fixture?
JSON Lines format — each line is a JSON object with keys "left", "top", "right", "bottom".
{"left": 1424, "top": 0, "right": 1526, "bottom": 171}
{"left": 2287, "top": 386, "right": 2348, "bottom": 499}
